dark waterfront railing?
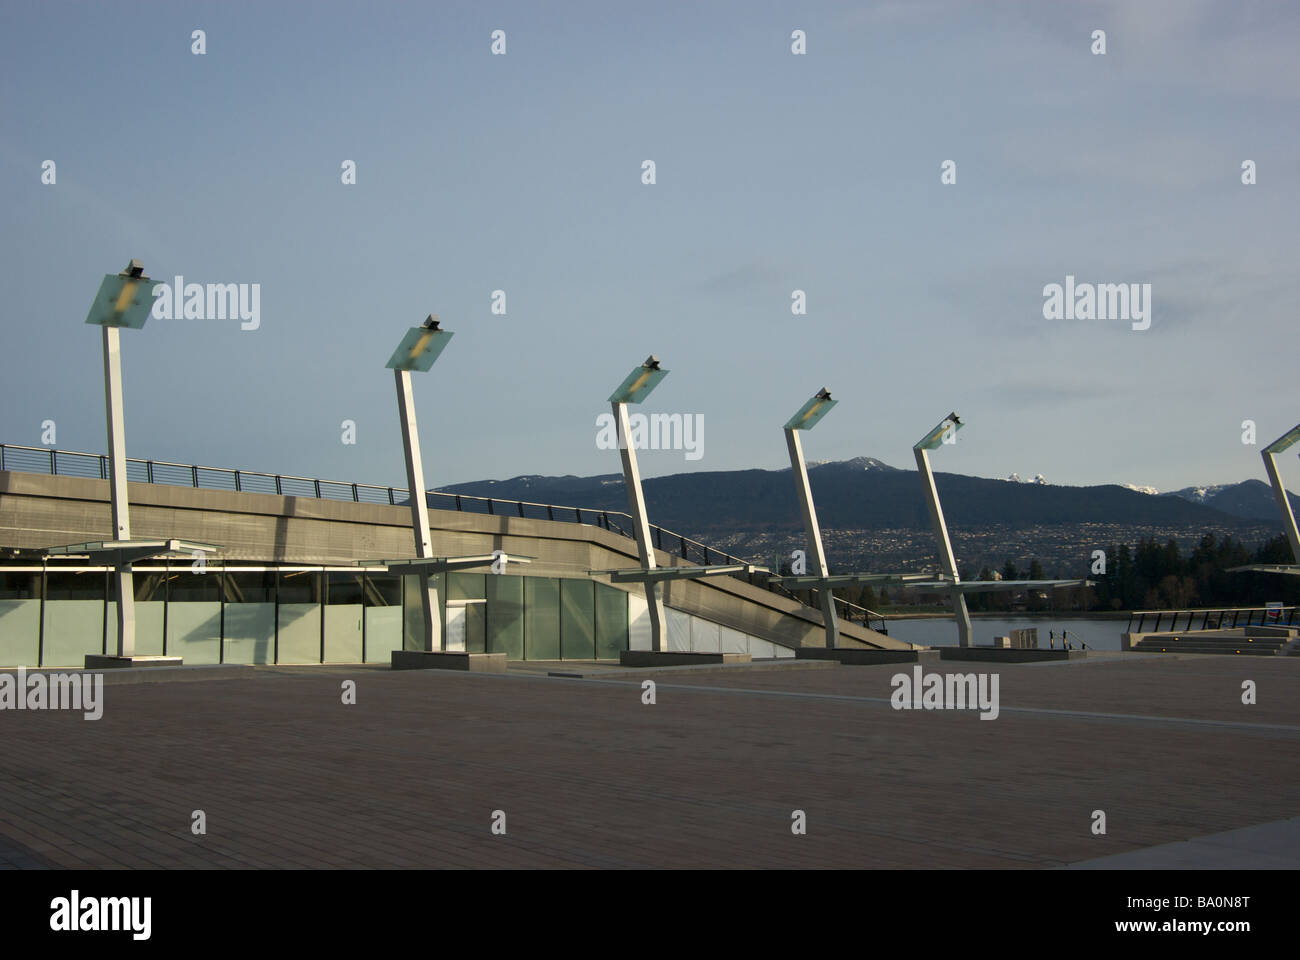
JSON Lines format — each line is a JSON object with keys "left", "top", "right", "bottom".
{"left": 1127, "top": 606, "right": 1298, "bottom": 633}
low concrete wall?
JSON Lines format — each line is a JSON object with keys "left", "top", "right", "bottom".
{"left": 0, "top": 470, "right": 909, "bottom": 652}
{"left": 796, "top": 647, "right": 940, "bottom": 665}
{"left": 1244, "top": 625, "right": 1299, "bottom": 638}
{"left": 392, "top": 651, "right": 508, "bottom": 672}
{"left": 940, "top": 648, "right": 1086, "bottom": 663}
{"left": 620, "top": 651, "right": 751, "bottom": 667}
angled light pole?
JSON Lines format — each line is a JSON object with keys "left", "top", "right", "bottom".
{"left": 72, "top": 260, "right": 219, "bottom": 667}
{"left": 1262, "top": 424, "right": 1300, "bottom": 566}
{"left": 594, "top": 374, "right": 918, "bottom": 661}
{"left": 1228, "top": 422, "right": 1300, "bottom": 577}
{"left": 914, "top": 412, "right": 974, "bottom": 647}
{"left": 386, "top": 315, "right": 453, "bottom": 653}
{"left": 608, "top": 355, "right": 670, "bottom": 652}
{"left": 82, "top": 260, "right": 156, "bottom": 659}
{"left": 910, "top": 412, "right": 1092, "bottom": 648}
{"left": 765, "top": 388, "right": 952, "bottom": 656}
{"left": 595, "top": 356, "right": 770, "bottom": 664}
{"left": 784, "top": 388, "right": 840, "bottom": 647}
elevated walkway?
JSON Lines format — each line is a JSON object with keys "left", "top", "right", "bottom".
{"left": 0, "top": 467, "right": 908, "bottom": 655}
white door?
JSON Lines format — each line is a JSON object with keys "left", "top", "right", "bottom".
{"left": 446, "top": 605, "right": 467, "bottom": 652}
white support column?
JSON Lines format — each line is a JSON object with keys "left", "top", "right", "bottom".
{"left": 1263, "top": 450, "right": 1300, "bottom": 564}
{"left": 915, "top": 446, "right": 973, "bottom": 647}
{"left": 103, "top": 325, "right": 136, "bottom": 657}
{"left": 786, "top": 428, "right": 838, "bottom": 648}
{"left": 615, "top": 401, "right": 667, "bottom": 652}
{"left": 395, "top": 368, "right": 441, "bottom": 652}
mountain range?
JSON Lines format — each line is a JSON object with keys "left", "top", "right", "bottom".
{"left": 439, "top": 457, "right": 1297, "bottom": 534}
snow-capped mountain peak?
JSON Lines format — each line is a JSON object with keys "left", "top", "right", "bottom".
{"left": 1121, "top": 483, "right": 1160, "bottom": 495}
{"left": 1168, "top": 483, "right": 1230, "bottom": 503}
{"left": 808, "top": 456, "right": 896, "bottom": 471}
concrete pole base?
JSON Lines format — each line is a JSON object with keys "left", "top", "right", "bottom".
{"left": 85, "top": 655, "right": 184, "bottom": 669}
{"left": 391, "top": 651, "right": 508, "bottom": 672}
{"left": 619, "top": 651, "right": 751, "bottom": 667}
{"left": 796, "top": 648, "right": 940, "bottom": 665}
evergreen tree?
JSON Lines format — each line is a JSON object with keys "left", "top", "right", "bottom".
{"left": 1116, "top": 543, "right": 1137, "bottom": 609}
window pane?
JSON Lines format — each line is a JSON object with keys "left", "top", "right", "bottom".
{"left": 486, "top": 575, "right": 523, "bottom": 660}
{"left": 169, "top": 570, "right": 221, "bottom": 603}
{"left": 133, "top": 570, "right": 168, "bottom": 602}
{"left": 0, "top": 571, "right": 39, "bottom": 599}
{"left": 325, "top": 573, "right": 364, "bottom": 662}
{"left": 363, "top": 572, "right": 401, "bottom": 607}
{"left": 223, "top": 570, "right": 275, "bottom": 604}
{"left": 448, "top": 572, "right": 485, "bottom": 602}
{"left": 401, "top": 572, "right": 444, "bottom": 651}
{"left": 43, "top": 572, "right": 105, "bottom": 666}
{"left": 525, "top": 578, "right": 560, "bottom": 660}
{"left": 327, "top": 572, "right": 365, "bottom": 606}
{"left": 464, "top": 602, "right": 486, "bottom": 653}
{"left": 46, "top": 570, "right": 105, "bottom": 601}
{"left": 277, "top": 571, "right": 320, "bottom": 604}
{"left": 560, "top": 579, "right": 595, "bottom": 660}
{"left": 365, "top": 606, "right": 403, "bottom": 662}
{"left": 595, "top": 582, "right": 628, "bottom": 659}
{"left": 0, "top": 572, "right": 40, "bottom": 665}
{"left": 223, "top": 571, "right": 276, "bottom": 664}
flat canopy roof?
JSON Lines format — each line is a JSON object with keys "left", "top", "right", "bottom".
{"left": 905, "top": 578, "right": 1093, "bottom": 593}
{"left": 43, "top": 539, "right": 220, "bottom": 563}
{"left": 771, "top": 573, "right": 935, "bottom": 588}
{"left": 358, "top": 554, "right": 534, "bottom": 574}
{"left": 1226, "top": 564, "right": 1300, "bottom": 576}
{"left": 591, "top": 563, "right": 766, "bottom": 584}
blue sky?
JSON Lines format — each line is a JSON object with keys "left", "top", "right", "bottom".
{"left": 2, "top": 0, "right": 1296, "bottom": 494}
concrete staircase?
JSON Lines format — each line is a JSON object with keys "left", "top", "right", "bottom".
{"left": 1131, "top": 626, "right": 1297, "bottom": 656}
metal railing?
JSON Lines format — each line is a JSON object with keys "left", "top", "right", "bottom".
{"left": 0, "top": 442, "right": 887, "bottom": 631}
{"left": 1127, "top": 606, "right": 1299, "bottom": 633}
{"left": 1052, "top": 629, "right": 1088, "bottom": 650}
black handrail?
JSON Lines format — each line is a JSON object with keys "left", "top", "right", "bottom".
{"left": 1128, "top": 606, "right": 1298, "bottom": 633}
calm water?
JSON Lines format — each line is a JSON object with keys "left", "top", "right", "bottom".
{"left": 880, "top": 616, "right": 1128, "bottom": 651}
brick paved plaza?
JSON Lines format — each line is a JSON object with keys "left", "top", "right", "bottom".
{"left": 1, "top": 655, "right": 1297, "bottom": 869}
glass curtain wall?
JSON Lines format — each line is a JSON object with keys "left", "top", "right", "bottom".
{"left": 0, "top": 569, "right": 41, "bottom": 665}
{"left": 0, "top": 567, "right": 633, "bottom": 665}
{"left": 364, "top": 571, "right": 403, "bottom": 662}
{"left": 223, "top": 570, "right": 276, "bottom": 664}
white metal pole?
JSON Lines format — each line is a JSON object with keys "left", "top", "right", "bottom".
{"left": 786, "top": 427, "right": 838, "bottom": 647}
{"left": 395, "top": 368, "right": 441, "bottom": 652}
{"left": 103, "top": 325, "right": 136, "bottom": 657}
{"left": 1263, "top": 450, "right": 1300, "bottom": 564}
{"left": 615, "top": 401, "right": 668, "bottom": 652}
{"left": 915, "top": 446, "right": 973, "bottom": 647}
